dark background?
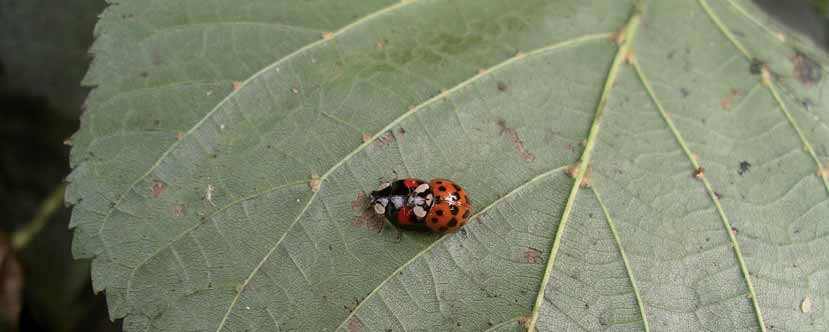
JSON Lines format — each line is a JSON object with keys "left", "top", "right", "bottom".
{"left": 0, "top": 0, "right": 825, "bottom": 331}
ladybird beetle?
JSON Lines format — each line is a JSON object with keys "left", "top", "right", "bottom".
{"left": 369, "top": 178, "right": 471, "bottom": 233}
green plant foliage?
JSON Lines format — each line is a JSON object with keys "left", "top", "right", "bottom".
{"left": 68, "top": 0, "right": 829, "bottom": 331}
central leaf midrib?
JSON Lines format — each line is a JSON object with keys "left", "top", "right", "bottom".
{"left": 524, "top": 8, "right": 641, "bottom": 331}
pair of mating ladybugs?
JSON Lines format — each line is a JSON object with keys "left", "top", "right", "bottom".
{"left": 369, "top": 178, "right": 472, "bottom": 233}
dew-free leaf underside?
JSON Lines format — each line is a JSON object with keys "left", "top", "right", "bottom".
{"left": 69, "top": 0, "right": 829, "bottom": 331}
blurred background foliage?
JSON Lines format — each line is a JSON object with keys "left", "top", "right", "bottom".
{"left": 0, "top": 0, "right": 825, "bottom": 331}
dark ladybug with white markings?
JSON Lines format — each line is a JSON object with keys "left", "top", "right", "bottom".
{"left": 369, "top": 178, "right": 471, "bottom": 233}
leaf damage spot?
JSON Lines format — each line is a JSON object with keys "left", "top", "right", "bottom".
{"left": 352, "top": 192, "right": 368, "bottom": 211}
{"left": 361, "top": 133, "right": 372, "bottom": 143}
{"left": 347, "top": 318, "right": 363, "bottom": 332}
{"left": 477, "top": 68, "right": 488, "bottom": 75}
{"left": 232, "top": 81, "right": 242, "bottom": 90}
{"left": 309, "top": 175, "right": 321, "bottom": 193}
{"left": 151, "top": 181, "right": 166, "bottom": 198}
{"left": 791, "top": 51, "right": 822, "bottom": 87}
{"left": 351, "top": 210, "right": 387, "bottom": 233}
{"left": 818, "top": 167, "right": 829, "bottom": 178}
{"left": 524, "top": 247, "right": 542, "bottom": 264}
{"left": 206, "top": 184, "right": 217, "bottom": 206}
{"left": 738, "top": 161, "right": 751, "bottom": 176}
{"left": 750, "top": 58, "right": 764, "bottom": 75}
{"left": 776, "top": 32, "right": 786, "bottom": 42}
{"left": 623, "top": 49, "right": 635, "bottom": 64}
{"left": 801, "top": 296, "right": 812, "bottom": 313}
{"left": 291, "top": 87, "right": 299, "bottom": 94}
{"left": 694, "top": 166, "right": 705, "bottom": 179}
{"left": 496, "top": 81, "right": 508, "bottom": 92}
{"left": 719, "top": 89, "right": 741, "bottom": 110}
{"left": 377, "top": 131, "right": 394, "bottom": 145}
{"left": 173, "top": 205, "right": 186, "bottom": 218}
{"left": 375, "top": 39, "right": 384, "bottom": 50}
{"left": 175, "top": 132, "right": 184, "bottom": 140}
{"left": 565, "top": 163, "right": 592, "bottom": 188}
{"left": 496, "top": 118, "right": 535, "bottom": 162}
{"left": 322, "top": 32, "right": 334, "bottom": 40}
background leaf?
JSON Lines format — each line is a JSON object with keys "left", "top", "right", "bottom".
{"left": 69, "top": 0, "right": 829, "bottom": 331}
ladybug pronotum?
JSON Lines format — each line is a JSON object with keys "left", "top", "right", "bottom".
{"left": 369, "top": 178, "right": 471, "bottom": 233}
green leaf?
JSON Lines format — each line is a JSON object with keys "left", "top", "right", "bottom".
{"left": 69, "top": 0, "right": 829, "bottom": 331}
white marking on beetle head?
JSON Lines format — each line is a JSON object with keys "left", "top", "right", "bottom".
{"left": 414, "top": 183, "right": 429, "bottom": 193}
{"left": 390, "top": 196, "right": 406, "bottom": 209}
{"left": 373, "top": 202, "right": 386, "bottom": 214}
{"left": 425, "top": 193, "right": 433, "bottom": 206}
{"left": 413, "top": 206, "right": 427, "bottom": 218}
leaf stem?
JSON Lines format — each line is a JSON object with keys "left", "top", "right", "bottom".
{"left": 524, "top": 10, "right": 641, "bottom": 332}
{"left": 12, "top": 183, "right": 66, "bottom": 250}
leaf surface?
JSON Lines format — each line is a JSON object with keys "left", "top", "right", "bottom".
{"left": 69, "top": 0, "right": 829, "bottom": 331}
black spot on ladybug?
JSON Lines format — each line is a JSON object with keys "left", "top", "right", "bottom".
{"left": 431, "top": 217, "right": 438, "bottom": 223}
{"left": 448, "top": 219, "right": 458, "bottom": 227}
{"left": 462, "top": 210, "right": 470, "bottom": 219}
{"left": 436, "top": 181, "right": 443, "bottom": 184}
{"left": 450, "top": 205, "right": 459, "bottom": 215}
{"left": 436, "top": 210, "right": 444, "bottom": 216}
{"left": 438, "top": 186, "right": 447, "bottom": 192}
{"left": 439, "top": 226, "right": 448, "bottom": 233}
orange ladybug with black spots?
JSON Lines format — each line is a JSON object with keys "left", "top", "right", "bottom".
{"left": 368, "top": 178, "right": 471, "bottom": 233}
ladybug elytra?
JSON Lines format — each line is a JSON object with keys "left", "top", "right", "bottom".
{"left": 369, "top": 178, "right": 471, "bottom": 233}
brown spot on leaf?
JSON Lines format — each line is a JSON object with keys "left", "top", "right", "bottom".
{"left": 0, "top": 233, "right": 23, "bottom": 330}
{"left": 792, "top": 51, "right": 822, "bottom": 87}
{"left": 175, "top": 132, "right": 184, "bottom": 140}
{"left": 352, "top": 210, "right": 384, "bottom": 232}
{"left": 375, "top": 39, "right": 383, "bottom": 50}
{"left": 232, "top": 81, "right": 242, "bottom": 90}
{"left": 347, "top": 318, "right": 363, "bottom": 332}
{"left": 477, "top": 68, "right": 488, "bottom": 75}
{"left": 361, "top": 133, "right": 372, "bottom": 143}
{"left": 524, "top": 247, "right": 542, "bottom": 264}
{"left": 352, "top": 192, "right": 367, "bottom": 211}
{"left": 719, "top": 89, "right": 741, "bottom": 110}
{"left": 818, "top": 167, "right": 829, "bottom": 178}
{"left": 731, "top": 226, "right": 738, "bottom": 236}
{"left": 173, "top": 205, "right": 186, "bottom": 218}
{"left": 623, "top": 49, "right": 635, "bottom": 64}
{"left": 610, "top": 29, "right": 625, "bottom": 45}
{"left": 496, "top": 118, "right": 535, "bottom": 162}
{"left": 496, "top": 81, "right": 508, "bottom": 92}
{"left": 309, "top": 175, "right": 321, "bottom": 193}
{"left": 151, "top": 181, "right": 166, "bottom": 198}
{"left": 565, "top": 163, "right": 592, "bottom": 187}
{"left": 322, "top": 32, "right": 334, "bottom": 40}
{"left": 694, "top": 167, "right": 705, "bottom": 179}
